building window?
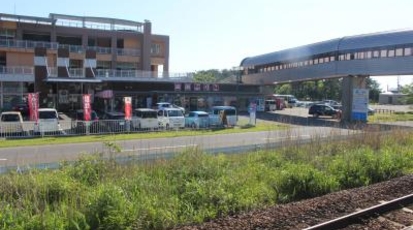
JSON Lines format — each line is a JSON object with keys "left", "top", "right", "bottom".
{"left": 151, "top": 43, "right": 162, "bottom": 55}
{"left": 373, "top": 50, "right": 380, "bottom": 58}
{"left": 388, "top": 49, "right": 395, "bottom": 57}
{"left": 365, "top": 51, "right": 372, "bottom": 59}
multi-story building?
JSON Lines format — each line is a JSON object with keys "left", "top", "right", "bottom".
{"left": 0, "top": 13, "right": 260, "bottom": 114}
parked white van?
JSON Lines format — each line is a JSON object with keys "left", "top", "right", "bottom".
{"left": 34, "top": 108, "right": 64, "bottom": 135}
{"left": 157, "top": 108, "right": 185, "bottom": 129}
{"left": 209, "top": 106, "right": 238, "bottom": 127}
{"left": 132, "top": 108, "right": 159, "bottom": 130}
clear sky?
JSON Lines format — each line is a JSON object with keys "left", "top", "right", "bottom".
{"left": 3, "top": 0, "right": 413, "bottom": 91}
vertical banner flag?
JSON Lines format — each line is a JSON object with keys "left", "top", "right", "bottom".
{"left": 28, "top": 93, "right": 39, "bottom": 122}
{"left": 124, "top": 97, "right": 132, "bottom": 120}
{"left": 82, "top": 94, "right": 91, "bottom": 121}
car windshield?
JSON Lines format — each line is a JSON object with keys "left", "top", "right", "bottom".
{"left": 39, "top": 111, "right": 57, "bottom": 119}
{"left": 197, "top": 113, "right": 209, "bottom": 117}
{"left": 142, "top": 112, "right": 157, "bottom": 118}
{"left": 1, "top": 114, "right": 20, "bottom": 122}
{"left": 167, "top": 110, "right": 183, "bottom": 117}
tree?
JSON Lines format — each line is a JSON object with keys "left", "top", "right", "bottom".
{"left": 274, "top": 84, "right": 292, "bottom": 95}
{"left": 400, "top": 83, "right": 413, "bottom": 104}
{"left": 192, "top": 69, "right": 237, "bottom": 83}
{"left": 366, "top": 78, "right": 381, "bottom": 103}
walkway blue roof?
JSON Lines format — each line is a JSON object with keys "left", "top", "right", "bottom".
{"left": 241, "top": 30, "right": 413, "bottom": 67}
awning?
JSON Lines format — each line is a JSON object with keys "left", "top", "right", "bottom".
{"left": 44, "top": 78, "right": 102, "bottom": 83}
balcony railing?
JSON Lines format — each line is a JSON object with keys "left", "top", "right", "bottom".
{"left": 95, "top": 69, "right": 193, "bottom": 81}
{"left": 0, "top": 39, "right": 58, "bottom": 49}
{"left": 59, "top": 44, "right": 84, "bottom": 53}
{"left": 88, "top": 46, "right": 112, "bottom": 55}
{"left": 47, "top": 68, "right": 85, "bottom": 78}
{"left": 0, "top": 66, "right": 34, "bottom": 75}
{"left": 117, "top": 48, "right": 141, "bottom": 57}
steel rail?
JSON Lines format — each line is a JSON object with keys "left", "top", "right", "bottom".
{"left": 303, "top": 193, "right": 413, "bottom": 230}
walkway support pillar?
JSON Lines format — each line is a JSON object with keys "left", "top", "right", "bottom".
{"left": 341, "top": 75, "right": 368, "bottom": 122}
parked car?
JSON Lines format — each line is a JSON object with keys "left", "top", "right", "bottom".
{"left": 264, "top": 100, "right": 277, "bottom": 111}
{"left": 157, "top": 108, "right": 185, "bottom": 129}
{"left": 73, "top": 109, "right": 101, "bottom": 134}
{"left": 34, "top": 108, "right": 65, "bottom": 135}
{"left": 308, "top": 103, "right": 341, "bottom": 118}
{"left": 156, "top": 102, "right": 185, "bottom": 114}
{"left": 132, "top": 108, "right": 159, "bottom": 130}
{"left": 323, "top": 100, "right": 341, "bottom": 106}
{"left": 101, "top": 111, "right": 127, "bottom": 133}
{"left": 0, "top": 111, "right": 25, "bottom": 136}
{"left": 209, "top": 106, "right": 238, "bottom": 127}
{"left": 368, "top": 107, "right": 375, "bottom": 115}
{"left": 185, "top": 111, "right": 210, "bottom": 129}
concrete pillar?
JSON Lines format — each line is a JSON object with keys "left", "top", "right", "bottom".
{"left": 34, "top": 47, "right": 48, "bottom": 101}
{"left": 142, "top": 20, "right": 152, "bottom": 71}
{"left": 341, "top": 75, "right": 368, "bottom": 122}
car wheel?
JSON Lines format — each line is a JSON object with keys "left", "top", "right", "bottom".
{"left": 165, "top": 124, "right": 170, "bottom": 130}
{"left": 314, "top": 113, "right": 320, "bottom": 118}
{"left": 191, "top": 123, "right": 197, "bottom": 129}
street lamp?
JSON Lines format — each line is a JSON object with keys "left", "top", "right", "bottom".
{"left": 232, "top": 66, "right": 244, "bottom": 110}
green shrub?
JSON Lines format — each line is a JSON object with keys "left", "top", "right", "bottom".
{"left": 275, "top": 163, "right": 339, "bottom": 202}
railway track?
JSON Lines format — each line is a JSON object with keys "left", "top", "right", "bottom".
{"left": 174, "top": 175, "right": 413, "bottom": 230}
{"left": 304, "top": 194, "right": 413, "bottom": 230}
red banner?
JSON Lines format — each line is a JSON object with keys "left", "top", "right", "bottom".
{"left": 28, "top": 93, "right": 39, "bottom": 121}
{"left": 124, "top": 97, "right": 132, "bottom": 120}
{"left": 82, "top": 94, "right": 91, "bottom": 121}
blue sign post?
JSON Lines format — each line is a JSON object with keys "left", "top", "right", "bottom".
{"left": 248, "top": 102, "right": 257, "bottom": 126}
{"left": 351, "top": 89, "right": 369, "bottom": 122}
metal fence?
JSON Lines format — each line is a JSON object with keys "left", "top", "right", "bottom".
{"left": 0, "top": 118, "right": 217, "bottom": 139}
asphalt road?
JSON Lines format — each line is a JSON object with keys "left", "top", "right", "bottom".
{"left": 0, "top": 125, "right": 355, "bottom": 171}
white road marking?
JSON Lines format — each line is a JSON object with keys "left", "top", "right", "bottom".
{"left": 0, "top": 158, "right": 7, "bottom": 161}
{"left": 264, "top": 135, "right": 312, "bottom": 140}
{"left": 122, "top": 144, "right": 197, "bottom": 152}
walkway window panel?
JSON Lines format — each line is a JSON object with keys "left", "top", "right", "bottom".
{"left": 373, "top": 50, "right": 380, "bottom": 58}
{"left": 365, "top": 51, "right": 372, "bottom": 59}
{"left": 388, "top": 49, "right": 395, "bottom": 57}
{"left": 396, "top": 48, "right": 403, "bottom": 56}
{"left": 380, "top": 49, "right": 387, "bottom": 58}
{"left": 404, "top": 47, "right": 412, "bottom": 56}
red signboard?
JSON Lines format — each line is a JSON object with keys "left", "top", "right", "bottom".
{"left": 124, "top": 97, "right": 132, "bottom": 120}
{"left": 213, "top": 84, "right": 219, "bottom": 91}
{"left": 185, "top": 83, "right": 192, "bottom": 91}
{"left": 82, "top": 94, "right": 91, "bottom": 121}
{"left": 28, "top": 93, "right": 39, "bottom": 122}
{"left": 174, "top": 83, "right": 182, "bottom": 91}
{"left": 203, "top": 84, "right": 210, "bottom": 91}
{"left": 194, "top": 83, "right": 201, "bottom": 91}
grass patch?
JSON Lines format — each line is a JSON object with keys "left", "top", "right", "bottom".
{"left": 0, "top": 118, "right": 286, "bottom": 148}
{"left": 0, "top": 130, "right": 412, "bottom": 229}
{"left": 368, "top": 112, "right": 413, "bottom": 123}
